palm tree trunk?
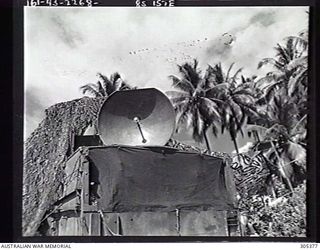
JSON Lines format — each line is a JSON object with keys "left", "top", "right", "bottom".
{"left": 270, "top": 141, "right": 294, "bottom": 192}
{"left": 203, "top": 132, "right": 211, "bottom": 152}
{"left": 230, "top": 132, "right": 240, "bottom": 161}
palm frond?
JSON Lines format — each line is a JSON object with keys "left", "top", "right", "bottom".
{"left": 200, "top": 97, "right": 221, "bottom": 121}
{"left": 169, "top": 75, "right": 195, "bottom": 94}
{"left": 196, "top": 108, "right": 205, "bottom": 138}
{"left": 110, "top": 72, "right": 124, "bottom": 91}
{"left": 96, "top": 73, "right": 113, "bottom": 95}
{"left": 205, "top": 82, "right": 229, "bottom": 100}
{"left": 180, "top": 60, "right": 201, "bottom": 88}
{"left": 275, "top": 43, "right": 291, "bottom": 65}
{"left": 285, "top": 36, "right": 308, "bottom": 52}
{"left": 228, "top": 99, "right": 243, "bottom": 126}
{"left": 110, "top": 72, "right": 121, "bottom": 84}
{"left": 96, "top": 80, "right": 106, "bottom": 96}
{"left": 183, "top": 108, "right": 194, "bottom": 129}
{"left": 285, "top": 37, "right": 295, "bottom": 60}
{"left": 254, "top": 75, "right": 274, "bottom": 90}
{"left": 285, "top": 56, "right": 308, "bottom": 72}
{"left": 119, "top": 80, "right": 134, "bottom": 90}
{"left": 211, "top": 123, "right": 219, "bottom": 137}
{"left": 170, "top": 96, "right": 189, "bottom": 105}
{"left": 174, "top": 99, "right": 189, "bottom": 113}
{"left": 188, "top": 108, "right": 204, "bottom": 143}
{"left": 165, "top": 90, "right": 190, "bottom": 99}
{"left": 258, "top": 58, "right": 284, "bottom": 70}
{"left": 175, "top": 100, "right": 190, "bottom": 127}
{"left": 241, "top": 75, "right": 246, "bottom": 84}
{"left": 231, "top": 67, "right": 243, "bottom": 84}
{"left": 233, "top": 87, "right": 257, "bottom": 98}
{"left": 80, "top": 84, "right": 101, "bottom": 97}
{"left": 226, "top": 62, "right": 235, "bottom": 82}
{"left": 211, "top": 63, "right": 225, "bottom": 84}
{"left": 205, "top": 64, "right": 219, "bottom": 85}
{"left": 192, "top": 59, "right": 199, "bottom": 71}
{"left": 287, "top": 68, "right": 308, "bottom": 97}
{"left": 202, "top": 66, "right": 217, "bottom": 89}
{"left": 261, "top": 80, "right": 283, "bottom": 103}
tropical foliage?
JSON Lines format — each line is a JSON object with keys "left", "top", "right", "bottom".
{"left": 167, "top": 30, "right": 308, "bottom": 236}
{"left": 166, "top": 59, "right": 221, "bottom": 151}
{"left": 205, "top": 63, "right": 261, "bottom": 154}
{"left": 248, "top": 31, "right": 308, "bottom": 191}
{"left": 244, "top": 179, "right": 306, "bottom": 237}
{"left": 80, "top": 72, "right": 134, "bottom": 97}
{"left": 168, "top": 60, "right": 261, "bottom": 154}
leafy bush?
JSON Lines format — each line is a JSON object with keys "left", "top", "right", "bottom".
{"left": 245, "top": 180, "right": 306, "bottom": 237}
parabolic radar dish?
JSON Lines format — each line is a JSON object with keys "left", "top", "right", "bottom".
{"left": 98, "top": 88, "right": 176, "bottom": 146}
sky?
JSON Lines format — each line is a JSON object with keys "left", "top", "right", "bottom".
{"left": 24, "top": 6, "right": 309, "bottom": 152}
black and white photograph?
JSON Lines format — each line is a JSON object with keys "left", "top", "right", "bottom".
{"left": 23, "top": 6, "right": 309, "bottom": 238}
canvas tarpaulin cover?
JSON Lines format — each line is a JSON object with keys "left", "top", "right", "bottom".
{"left": 87, "top": 146, "right": 235, "bottom": 212}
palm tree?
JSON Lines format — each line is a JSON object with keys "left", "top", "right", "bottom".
{"left": 251, "top": 30, "right": 308, "bottom": 169}
{"left": 205, "top": 63, "right": 260, "bottom": 155}
{"left": 247, "top": 92, "right": 307, "bottom": 191}
{"left": 238, "top": 31, "right": 309, "bottom": 194}
{"left": 256, "top": 32, "right": 308, "bottom": 107}
{"left": 80, "top": 72, "right": 133, "bottom": 97}
{"left": 166, "top": 59, "right": 221, "bottom": 151}
{"left": 80, "top": 72, "right": 135, "bottom": 135}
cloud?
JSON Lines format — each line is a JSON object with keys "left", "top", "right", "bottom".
{"left": 249, "top": 10, "right": 276, "bottom": 27}
{"left": 24, "top": 7, "right": 309, "bottom": 141}
{"left": 205, "top": 36, "right": 233, "bottom": 60}
{"left": 50, "top": 14, "right": 84, "bottom": 48}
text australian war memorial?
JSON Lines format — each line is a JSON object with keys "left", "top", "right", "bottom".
{"left": 23, "top": 7, "right": 308, "bottom": 238}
